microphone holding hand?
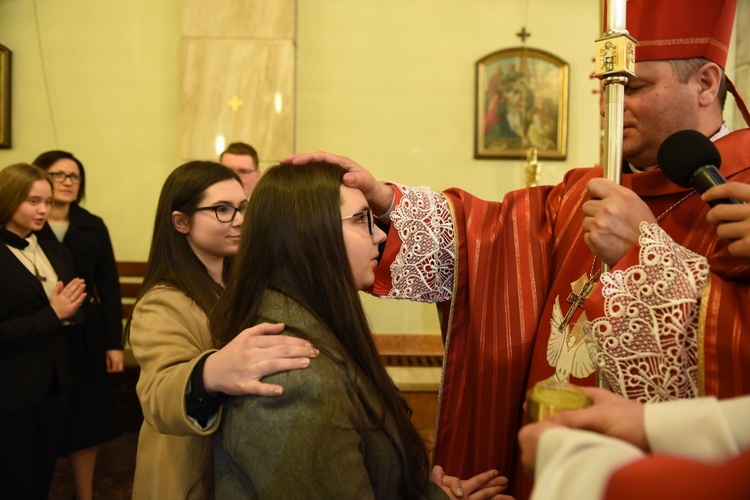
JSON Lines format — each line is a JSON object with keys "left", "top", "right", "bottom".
{"left": 657, "top": 129, "right": 742, "bottom": 206}
{"left": 658, "top": 129, "right": 749, "bottom": 256}
{"left": 704, "top": 182, "right": 750, "bottom": 258}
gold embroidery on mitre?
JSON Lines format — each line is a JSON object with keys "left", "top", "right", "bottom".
{"left": 638, "top": 37, "right": 728, "bottom": 53}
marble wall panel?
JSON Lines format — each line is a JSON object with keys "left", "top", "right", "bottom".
{"left": 181, "top": 39, "right": 294, "bottom": 161}
{"left": 181, "top": 0, "right": 295, "bottom": 38}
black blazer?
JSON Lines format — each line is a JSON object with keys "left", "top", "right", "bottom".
{"left": 0, "top": 235, "right": 80, "bottom": 416}
{"left": 39, "top": 204, "right": 123, "bottom": 355}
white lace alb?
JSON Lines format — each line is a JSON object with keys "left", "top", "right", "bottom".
{"left": 585, "top": 222, "right": 709, "bottom": 403}
{"left": 386, "top": 184, "right": 455, "bottom": 302}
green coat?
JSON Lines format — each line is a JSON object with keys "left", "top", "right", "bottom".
{"left": 215, "top": 290, "right": 447, "bottom": 499}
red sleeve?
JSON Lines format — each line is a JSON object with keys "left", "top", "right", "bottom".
{"left": 604, "top": 449, "right": 750, "bottom": 500}
{"left": 701, "top": 266, "right": 750, "bottom": 398}
{"left": 371, "top": 187, "right": 405, "bottom": 297}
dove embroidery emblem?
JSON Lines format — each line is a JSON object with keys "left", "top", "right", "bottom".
{"left": 547, "top": 274, "right": 598, "bottom": 382}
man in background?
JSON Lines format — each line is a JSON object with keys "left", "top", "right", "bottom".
{"left": 220, "top": 142, "right": 260, "bottom": 198}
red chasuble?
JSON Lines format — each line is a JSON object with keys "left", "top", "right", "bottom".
{"left": 372, "top": 129, "right": 750, "bottom": 498}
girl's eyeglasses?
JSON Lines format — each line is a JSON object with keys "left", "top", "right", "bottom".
{"left": 341, "top": 208, "right": 374, "bottom": 235}
{"left": 194, "top": 203, "right": 248, "bottom": 223}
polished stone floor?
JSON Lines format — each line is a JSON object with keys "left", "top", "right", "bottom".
{"left": 50, "top": 431, "right": 137, "bottom": 500}
{"left": 49, "top": 370, "right": 140, "bottom": 499}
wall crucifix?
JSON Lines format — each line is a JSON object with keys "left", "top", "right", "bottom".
{"left": 516, "top": 27, "right": 531, "bottom": 43}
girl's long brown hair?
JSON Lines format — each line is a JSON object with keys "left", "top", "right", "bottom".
{"left": 210, "top": 162, "right": 430, "bottom": 498}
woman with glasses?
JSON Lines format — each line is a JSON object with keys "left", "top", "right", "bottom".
{"left": 33, "top": 150, "right": 122, "bottom": 500}
{"left": 211, "top": 162, "right": 510, "bottom": 499}
{"left": 126, "top": 161, "right": 318, "bottom": 499}
{"left": 0, "top": 163, "right": 87, "bottom": 498}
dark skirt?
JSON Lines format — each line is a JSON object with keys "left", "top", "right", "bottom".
{"left": 60, "top": 328, "right": 122, "bottom": 454}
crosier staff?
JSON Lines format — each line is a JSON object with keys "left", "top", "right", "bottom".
{"left": 594, "top": 0, "right": 635, "bottom": 272}
{"left": 592, "top": 0, "right": 636, "bottom": 387}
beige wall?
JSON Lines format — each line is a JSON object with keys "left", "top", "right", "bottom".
{"left": 296, "top": 0, "right": 601, "bottom": 333}
{"left": 297, "top": 0, "right": 602, "bottom": 193}
{"left": 0, "top": 0, "right": 180, "bottom": 260}
{"left": 0, "top": 0, "right": 747, "bottom": 334}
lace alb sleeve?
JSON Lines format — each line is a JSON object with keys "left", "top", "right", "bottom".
{"left": 385, "top": 184, "right": 455, "bottom": 302}
{"left": 587, "top": 222, "right": 710, "bottom": 403}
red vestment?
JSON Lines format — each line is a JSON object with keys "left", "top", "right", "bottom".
{"left": 604, "top": 450, "right": 750, "bottom": 500}
{"left": 372, "top": 129, "right": 750, "bottom": 498}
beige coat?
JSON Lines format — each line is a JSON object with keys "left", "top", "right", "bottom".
{"left": 129, "top": 285, "right": 219, "bottom": 499}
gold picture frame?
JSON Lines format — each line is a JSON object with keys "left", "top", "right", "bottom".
{"left": 0, "top": 44, "right": 10, "bottom": 149}
{"left": 475, "top": 47, "right": 568, "bottom": 160}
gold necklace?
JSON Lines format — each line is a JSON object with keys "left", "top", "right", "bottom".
{"left": 558, "top": 189, "right": 697, "bottom": 333}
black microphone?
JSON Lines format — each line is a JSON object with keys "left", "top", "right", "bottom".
{"left": 657, "top": 129, "right": 741, "bottom": 207}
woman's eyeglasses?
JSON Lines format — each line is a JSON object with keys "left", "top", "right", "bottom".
{"left": 341, "top": 208, "right": 374, "bottom": 235}
{"left": 48, "top": 172, "right": 82, "bottom": 184}
{"left": 194, "top": 203, "right": 248, "bottom": 223}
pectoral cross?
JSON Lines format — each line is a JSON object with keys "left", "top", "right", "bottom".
{"left": 18, "top": 249, "right": 47, "bottom": 283}
{"left": 558, "top": 271, "right": 600, "bottom": 332}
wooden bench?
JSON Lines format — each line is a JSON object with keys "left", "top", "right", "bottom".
{"left": 117, "top": 261, "right": 148, "bottom": 321}
{"left": 117, "top": 261, "right": 148, "bottom": 368}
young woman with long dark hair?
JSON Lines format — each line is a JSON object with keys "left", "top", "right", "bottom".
{"left": 126, "top": 161, "right": 318, "bottom": 499}
{"left": 211, "top": 162, "right": 509, "bottom": 499}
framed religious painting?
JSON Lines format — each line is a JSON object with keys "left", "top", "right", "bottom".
{"left": 0, "top": 44, "right": 10, "bottom": 148}
{"left": 475, "top": 47, "right": 569, "bottom": 160}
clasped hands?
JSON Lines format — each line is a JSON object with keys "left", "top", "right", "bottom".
{"left": 50, "top": 278, "right": 87, "bottom": 320}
